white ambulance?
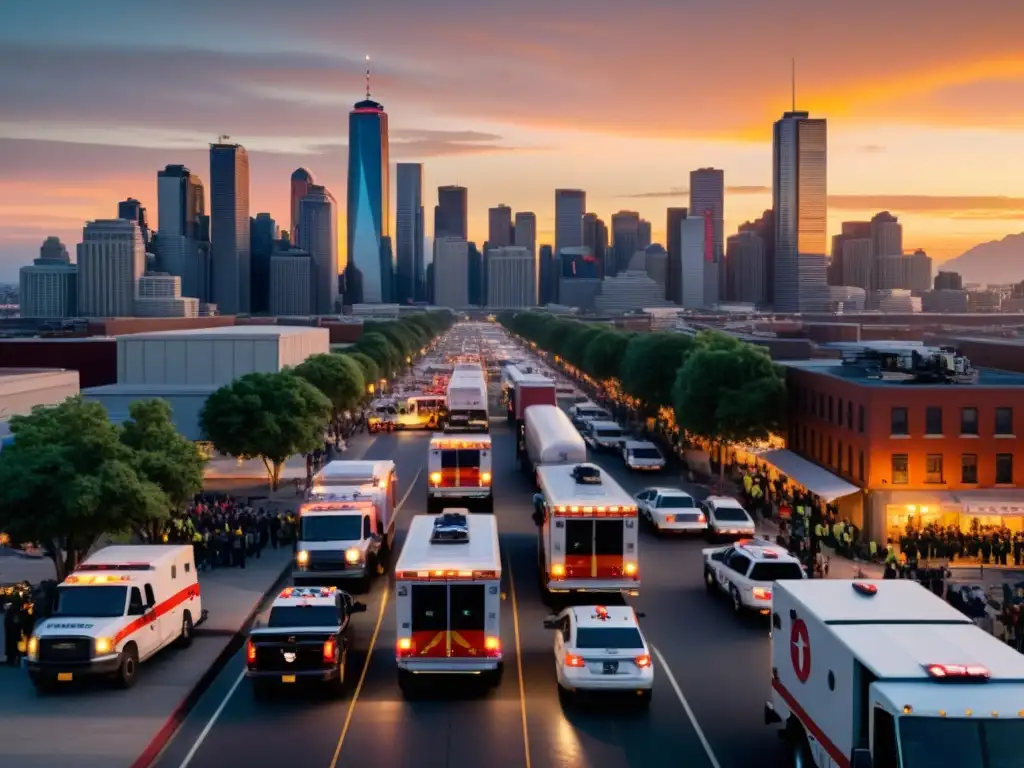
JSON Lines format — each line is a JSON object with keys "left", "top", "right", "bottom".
{"left": 27, "top": 545, "right": 203, "bottom": 691}
{"left": 531, "top": 463, "right": 640, "bottom": 599}
{"left": 393, "top": 512, "right": 503, "bottom": 695}
{"left": 427, "top": 433, "right": 493, "bottom": 513}
{"left": 766, "top": 579, "right": 1024, "bottom": 768}
{"left": 295, "top": 460, "right": 397, "bottom": 589}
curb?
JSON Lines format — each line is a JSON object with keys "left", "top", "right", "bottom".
{"left": 130, "top": 560, "right": 292, "bottom": 768}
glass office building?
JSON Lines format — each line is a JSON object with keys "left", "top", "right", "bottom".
{"left": 346, "top": 98, "right": 391, "bottom": 304}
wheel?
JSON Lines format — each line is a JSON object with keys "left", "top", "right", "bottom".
{"left": 730, "top": 585, "right": 743, "bottom": 614}
{"left": 636, "top": 689, "right": 652, "bottom": 709}
{"left": 176, "top": 611, "right": 194, "bottom": 649}
{"left": 704, "top": 568, "right": 716, "bottom": 592}
{"left": 788, "top": 727, "right": 812, "bottom": 768}
{"left": 115, "top": 645, "right": 139, "bottom": 689}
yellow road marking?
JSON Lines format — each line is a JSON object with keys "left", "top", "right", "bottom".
{"left": 508, "top": 558, "right": 533, "bottom": 768}
{"left": 328, "top": 467, "right": 420, "bottom": 768}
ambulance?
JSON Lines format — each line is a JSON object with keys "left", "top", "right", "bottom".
{"left": 765, "top": 579, "right": 1024, "bottom": 768}
{"left": 295, "top": 460, "right": 398, "bottom": 588}
{"left": 427, "top": 433, "right": 493, "bottom": 513}
{"left": 393, "top": 512, "right": 503, "bottom": 694}
{"left": 531, "top": 463, "right": 640, "bottom": 599}
{"left": 26, "top": 545, "right": 203, "bottom": 691}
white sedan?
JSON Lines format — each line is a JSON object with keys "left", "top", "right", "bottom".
{"left": 543, "top": 605, "right": 653, "bottom": 707}
{"left": 635, "top": 488, "right": 707, "bottom": 534}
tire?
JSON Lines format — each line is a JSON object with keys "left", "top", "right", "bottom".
{"left": 730, "top": 585, "right": 743, "bottom": 615}
{"left": 788, "top": 726, "right": 812, "bottom": 768}
{"left": 704, "top": 568, "right": 716, "bottom": 592}
{"left": 115, "top": 645, "right": 139, "bottom": 689}
{"left": 176, "top": 611, "right": 194, "bottom": 649}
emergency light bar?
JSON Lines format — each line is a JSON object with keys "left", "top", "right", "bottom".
{"left": 431, "top": 440, "right": 491, "bottom": 450}
{"left": 852, "top": 582, "right": 878, "bottom": 596}
{"left": 76, "top": 563, "right": 154, "bottom": 571}
{"left": 550, "top": 505, "right": 637, "bottom": 518}
{"left": 925, "top": 664, "right": 990, "bottom": 680}
{"left": 396, "top": 569, "right": 499, "bottom": 581}
{"left": 280, "top": 587, "right": 337, "bottom": 599}
{"left": 65, "top": 574, "right": 133, "bottom": 584}
{"left": 300, "top": 501, "right": 371, "bottom": 514}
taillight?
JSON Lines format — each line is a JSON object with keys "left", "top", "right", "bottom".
{"left": 753, "top": 587, "right": 772, "bottom": 601}
{"left": 396, "top": 637, "right": 413, "bottom": 657}
{"left": 635, "top": 654, "right": 652, "bottom": 669}
{"left": 246, "top": 640, "right": 256, "bottom": 663}
{"left": 697, "top": 513, "right": 706, "bottom": 523}
{"left": 322, "top": 638, "right": 337, "bottom": 663}
{"left": 624, "top": 562, "right": 638, "bottom": 578}
{"left": 480, "top": 472, "right": 492, "bottom": 485}
{"left": 551, "top": 563, "right": 565, "bottom": 578}
{"left": 485, "top": 637, "right": 501, "bottom": 656}
{"left": 565, "top": 652, "right": 585, "bottom": 668}
{"left": 430, "top": 471, "right": 442, "bottom": 485}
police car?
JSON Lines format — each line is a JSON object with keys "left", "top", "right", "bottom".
{"left": 634, "top": 488, "right": 706, "bottom": 534}
{"left": 245, "top": 586, "right": 367, "bottom": 696}
{"left": 543, "top": 605, "right": 653, "bottom": 707}
{"left": 703, "top": 539, "right": 806, "bottom": 615}
{"left": 700, "top": 496, "right": 756, "bottom": 540}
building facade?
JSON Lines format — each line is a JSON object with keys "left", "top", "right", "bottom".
{"left": 582, "top": 213, "right": 609, "bottom": 279}
{"left": 346, "top": 91, "right": 391, "bottom": 304}
{"left": 395, "top": 163, "right": 424, "bottom": 304}
{"left": 19, "top": 237, "right": 77, "bottom": 318}
{"left": 773, "top": 112, "right": 828, "bottom": 312}
{"left": 433, "top": 237, "right": 469, "bottom": 309}
{"left": 77, "top": 219, "right": 145, "bottom": 317}
{"left": 486, "top": 246, "right": 535, "bottom": 308}
{"left": 209, "top": 144, "right": 251, "bottom": 314}
{"left": 270, "top": 251, "right": 314, "bottom": 315}
{"left": 666, "top": 207, "right": 688, "bottom": 304}
{"left": 135, "top": 274, "right": 199, "bottom": 318}
{"left": 157, "top": 164, "right": 208, "bottom": 301}
{"left": 689, "top": 168, "right": 724, "bottom": 265}
{"left": 514, "top": 211, "right": 537, "bottom": 259}
{"left": 724, "top": 230, "right": 766, "bottom": 305}
{"left": 554, "top": 189, "right": 585, "bottom": 262}
{"left": 488, "top": 205, "right": 513, "bottom": 247}
{"left": 290, "top": 168, "right": 314, "bottom": 245}
{"left": 610, "top": 210, "right": 640, "bottom": 275}
{"left": 679, "top": 216, "right": 707, "bottom": 309}
{"left": 435, "top": 186, "right": 468, "bottom": 239}
{"left": 298, "top": 185, "right": 339, "bottom": 314}
{"left": 784, "top": 356, "right": 1024, "bottom": 543}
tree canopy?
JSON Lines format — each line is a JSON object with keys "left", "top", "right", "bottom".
{"left": 341, "top": 351, "right": 380, "bottom": 392}
{"left": 354, "top": 332, "right": 401, "bottom": 378}
{"left": 620, "top": 332, "right": 694, "bottom": 410}
{"left": 293, "top": 353, "right": 365, "bottom": 415}
{"left": 199, "top": 372, "right": 332, "bottom": 489}
{"left": 582, "top": 330, "right": 631, "bottom": 382}
{"left": 0, "top": 398, "right": 170, "bottom": 580}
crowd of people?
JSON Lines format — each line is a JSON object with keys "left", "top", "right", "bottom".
{"left": 897, "top": 521, "right": 1024, "bottom": 566}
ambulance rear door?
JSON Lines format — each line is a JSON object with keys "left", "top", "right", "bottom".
{"left": 407, "top": 580, "right": 493, "bottom": 658}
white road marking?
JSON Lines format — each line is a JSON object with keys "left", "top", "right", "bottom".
{"left": 176, "top": 669, "right": 245, "bottom": 768}
{"left": 650, "top": 644, "right": 722, "bottom": 768}
{"left": 174, "top": 468, "right": 422, "bottom": 768}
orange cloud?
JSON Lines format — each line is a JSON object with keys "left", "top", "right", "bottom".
{"left": 828, "top": 194, "right": 1024, "bottom": 217}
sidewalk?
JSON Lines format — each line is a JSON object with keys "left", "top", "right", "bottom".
{"left": 0, "top": 546, "right": 292, "bottom": 768}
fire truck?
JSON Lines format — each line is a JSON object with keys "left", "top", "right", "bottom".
{"left": 531, "top": 463, "right": 640, "bottom": 600}
{"left": 393, "top": 512, "right": 503, "bottom": 695}
{"left": 766, "top": 579, "right": 1024, "bottom": 768}
{"left": 427, "top": 433, "right": 493, "bottom": 513}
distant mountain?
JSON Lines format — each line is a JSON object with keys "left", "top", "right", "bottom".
{"left": 941, "top": 233, "right": 1024, "bottom": 286}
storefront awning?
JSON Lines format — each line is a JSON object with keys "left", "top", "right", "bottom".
{"left": 961, "top": 492, "right": 1024, "bottom": 517}
{"left": 753, "top": 449, "right": 860, "bottom": 502}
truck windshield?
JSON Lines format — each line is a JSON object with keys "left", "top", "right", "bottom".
{"left": 900, "top": 717, "right": 1024, "bottom": 768}
{"left": 54, "top": 585, "right": 127, "bottom": 618}
{"left": 267, "top": 606, "right": 340, "bottom": 628}
{"left": 300, "top": 515, "right": 363, "bottom": 542}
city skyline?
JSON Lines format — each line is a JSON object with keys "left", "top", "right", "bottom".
{"left": 2, "top": 1, "right": 1024, "bottom": 280}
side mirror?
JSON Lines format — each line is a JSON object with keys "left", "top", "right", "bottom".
{"left": 542, "top": 617, "right": 560, "bottom": 630}
{"left": 350, "top": 601, "right": 368, "bottom": 614}
{"left": 850, "top": 749, "right": 872, "bottom": 768}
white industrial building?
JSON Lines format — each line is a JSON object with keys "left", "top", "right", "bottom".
{"left": 134, "top": 274, "right": 200, "bottom": 318}
{"left": 486, "top": 246, "right": 535, "bottom": 308}
{"left": 594, "top": 270, "right": 674, "bottom": 314}
{"left": 84, "top": 326, "right": 329, "bottom": 440}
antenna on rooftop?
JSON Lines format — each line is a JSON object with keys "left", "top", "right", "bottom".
{"left": 791, "top": 58, "right": 796, "bottom": 111}
{"left": 365, "top": 55, "right": 371, "bottom": 100}
{"left": 218, "top": 134, "right": 231, "bottom": 144}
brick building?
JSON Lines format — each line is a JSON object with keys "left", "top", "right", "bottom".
{"left": 780, "top": 354, "right": 1024, "bottom": 544}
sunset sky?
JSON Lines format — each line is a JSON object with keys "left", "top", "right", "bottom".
{"left": 2, "top": 0, "right": 1024, "bottom": 282}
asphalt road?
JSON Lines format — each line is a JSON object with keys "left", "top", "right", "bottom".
{"left": 153, "top": 425, "right": 788, "bottom": 768}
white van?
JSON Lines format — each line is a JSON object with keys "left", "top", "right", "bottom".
{"left": 27, "top": 545, "right": 204, "bottom": 691}
{"left": 569, "top": 402, "right": 612, "bottom": 429}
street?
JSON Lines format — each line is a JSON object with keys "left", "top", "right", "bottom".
{"left": 153, "top": 425, "right": 787, "bottom": 768}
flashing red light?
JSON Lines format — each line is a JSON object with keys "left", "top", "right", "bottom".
{"left": 762, "top": 550, "right": 779, "bottom": 559}
{"left": 280, "top": 587, "right": 294, "bottom": 598}
{"left": 322, "top": 638, "right": 337, "bottom": 663}
{"left": 925, "top": 664, "right": 990, "bottom": 680}
{"left": 594, "top": 606, "right": 609, "bottom": 620}
{"left": 852, "top": 582, "right": 878, "bottom": 596}
{"left": 246, "top": 640, "right": 257, "bottom": 663}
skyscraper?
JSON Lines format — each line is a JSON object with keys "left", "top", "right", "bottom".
{"left": 346, "top": 60, "right": 391, "bottom": 304}
{"left": 290, "top": 168, "right": 314, "bottom": 246}
{"left": 488, "top": 205, "right": 513, "bottom": 247}
{"left": 157, "top": 164, "right": 208, "bottom": 300}
{"left": 435, "top": 186, "right": 468, "bottom": 239}
{"left": 118, "top": 198, "right": 151, "bottom": 249}
{"left": 582, "top": 213, "right": 609, "bottom": 278}
{"left": 773, "top": 111, "right": 828, "bottom": 312}
{"left": 829, "top": 221, "right": 871, "bottom": 286}
{"left": 679, "top": 217, "right": 707, "bottom": 310}
{"left": 538, "top": 244, "right": 555, "bottom": 305}
{"left": 77, "top": 219, "right": 145, "bottom": 317}
{"left": 871, "top": 211, "right": 903, "bottom": 258}
{"left": 209, "top": 143, "right": 251, "bottom": 314}
{"left": 638, "top": 219, "right": 652, "bottom": 250}
{"left": 690, "top": 169, "right": 724, "bottom": 259}
{"left": 514, "top": 212, "right": 537, "bottom": 257}
{"left": 486, "top": 247, "right": 535, "bottom": 308}
{"left": 554, "top": 189, "right": 585, "bottom": 261}
{"left": 20, "top": 237, "right": 77, "bottom": 318}
{"left": 666, "top": 207, "right": 688, "bottom": 303}
{"left": 396, "top": 163, "right": 424, "bottom": 304}
{"left": 611, "top": 211, "right": 640, "bottom": 274}
{"left": 299, "top": 185, "right": 339, "bottom": 314}
{"left": 250, "top": 213, "right": 277, "bottom": 314}
{"left": 433, "top": 237, "right": 469, "bottom": 309}
{"left": 739, "top": 210, "right": 775, "bottom": 306}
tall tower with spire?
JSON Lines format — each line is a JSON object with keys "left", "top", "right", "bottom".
{"left": 345, "top": 55, "right": 392, "bottom": 304}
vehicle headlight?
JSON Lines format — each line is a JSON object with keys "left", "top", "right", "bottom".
{"left": 430, "top": 471, "right": 442, "bottom": 484}
{"left": 296, "top": 550, "right": 310, "bottom": 566}
{"left": 95, "top": 637, "right": 114, "bottom": 655}
{"left": 26, "top": 636, "right": 38, "bottom": 661}
{"left": 345, "top": 548, "right": 361, "bottom": 564}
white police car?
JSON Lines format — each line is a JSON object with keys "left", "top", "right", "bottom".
{"left": 703, "top": 539, "right": 806, "bottom": 615}
{"left": 543, "top": 605, "right": 652, "bottom": 707}
{"left": 246, "top": 586, "right": 366, "bottom": 696}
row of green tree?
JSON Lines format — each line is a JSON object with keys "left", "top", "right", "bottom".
{"left": 498, "top": 311, "right": 785, "bottom": 456}
{"left": 0, "top": 312, "right": 453, "bottom": 579}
